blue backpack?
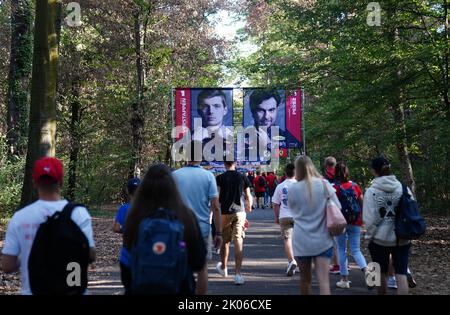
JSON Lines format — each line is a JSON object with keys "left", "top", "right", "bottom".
{"left": 337, "top": 182, "right": 361, "bottom": 224}
{"left": 395, "top": 184, "right": 426, "bottom": 241}
{"left": 130, "top": 208, "right": 189, "bottom": 295}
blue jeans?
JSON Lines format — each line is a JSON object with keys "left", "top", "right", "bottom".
{"left": 264, "top": 188, "right": 269, "bottom": 205}
{"left": 335, "top": 225, "right": 367, "bottom": 276}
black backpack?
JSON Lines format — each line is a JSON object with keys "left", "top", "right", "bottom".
{"left": 394, "top": 184, "right": 426, "bottom": 241}
{"left": 28, "top": 203, "right": 90, "bottom": 295}
{"left": 258, "top": 176, "right": 266, "bottom": 187}
{"left": 337, "top": 182, "right": 361, "bottom": 224}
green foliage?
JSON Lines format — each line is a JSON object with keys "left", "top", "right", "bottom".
{"left": 235, "top": 0, "right": 450, "bottom": 210}
{"left": 0, "top": 136, "right": 25, "bottom": 216}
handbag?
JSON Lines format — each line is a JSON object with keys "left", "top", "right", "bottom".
{"left": 322, "top": 180, "right": 347, "bottom": 236}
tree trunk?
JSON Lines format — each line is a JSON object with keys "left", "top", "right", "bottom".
{"left": 20, "top": 0, "right": 61, "bottom": 208}
{"left": 390, "top": 71, "right": 416, "bottom": 195}
{"left": 130, "top": 10, "right": 145, "bottom": 179}
{"left": 443, "top": 0, "right": 449, "bottom": 117}
{"left": 6, "top": 0, "right": 32, "bottom": 159}
{"left": 390, "top": 102, "right": 416, "bottom": 194}
{"left": 387, "top": 26, "right": 416, "bottom": 196}
{"left": 40, "top": 0, "right": 59, "bottom": 157}
{"left": 67, "top": 79, "right": 81, "bottom": 201}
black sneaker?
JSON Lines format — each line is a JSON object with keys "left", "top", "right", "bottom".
{"left": 407, "top": 272, "right": 417, "bottom": 288}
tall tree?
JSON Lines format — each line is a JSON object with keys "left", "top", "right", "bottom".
{"left": 130, "top": 4, "right": 145, "bottom": 178}
{"left": 6, "top": 0, "right": 32, "bottom": 158}
{"left": 20, "top": 0, "right": 61, "bottom": 207}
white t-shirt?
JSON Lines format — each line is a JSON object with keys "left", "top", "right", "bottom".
{"left": 272, "top": 178, "right": 297, "bottom": 219}
{"left": 1, "top": 199, "right": 95, "bottom": 295}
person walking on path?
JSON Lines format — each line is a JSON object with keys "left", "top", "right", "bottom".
{"left": 266, "top": 172, "right": 278, "bottom": 208}
{"left": 323, "top": 156, "right": 340, "bottom": 275}
{"left": 363, "top": 157, "right": 413, "bottom": 295}
{"left": 288, "top": 155, "right": 341, "bottom": 295}
{"left": 123, "top": 164, "right": 206, "bottom": 294}
{"left": 173, "top": 141, "right": 223, "bottom": 295}
{"left": 262, "top": 172, "right": 270, "bottom": 207}
{"left": 332, "top": 162, "right": 368, "bottom": 289}
{"left": 253, "top": 171, "right": 266, "bottom": 208}
{"left": 272, "top": 163, "right": 298, "bottom": 276}
{"left": 215, "top": 160, "right": 253, "bottom": 285}
{"left": 1, "top": 157, "right": 96, "bottom": 295}
{"left": 113, "top": 177, "right": 141, "bottom": 295}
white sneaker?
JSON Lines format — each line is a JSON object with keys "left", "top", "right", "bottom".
{"left": 216, "top": 262, "right": 228, "bottom": 277}
{"left": 286, "top": 260, "right": 297, "bottom": 276}
{"left": 336, "top": 280, "right": 351, "bottom": 289}
{"left": 388, "top": 276, "right": 398, "bottom": 289}
{"left": 234, "top": 274, "right": 245, "bottom": 285}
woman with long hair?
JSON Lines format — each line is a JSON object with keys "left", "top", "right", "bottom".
{"left": 288, "top": 155, "right": 341, "bottom": 295}
{"left": 333, "top": 162, "right": 367, "bottom": 289}
{"left": 123, "top": 164, "right": 206, "bottom": 294}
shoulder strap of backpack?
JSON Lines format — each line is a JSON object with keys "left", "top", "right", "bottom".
{"left": 395, "top": 183, "right": 409, "bottom": 247}
{"left": 335, "top": 182, "right": 343, "bottom": 194}
{"left": 61, "top": 203, "right": 85, "bottom": 220}
{"left": 401, "top": 183, "right": 409, "bottom": 196}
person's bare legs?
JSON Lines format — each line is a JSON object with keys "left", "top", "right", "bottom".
{"left": 196, "top": 264, "right": 208, "bottom": 295}
{"left": 378, "top": 273, "right": 388, "bottom": 295}
{"left": 332, "top": 247, "right": 339, "bottom": 267}
{"left": 314, "top": 257, "right": 331, "bottom": 295}
{"left": 388, "top": 258, "right": 395, "bottom": 277}
{"left": 284, "top": 238, "right": 294, "bottom": 262}
{"left": 220, "top": 241, "right": 230, "bottom": 271}
{"left": 299, "top": 261, "right": 312, "bottom": 295}
{"left": 396, "top": 274, "right": 409, "bottom": 295}
{"left": 234, "top": 237, "right": 244, "bottom": 274}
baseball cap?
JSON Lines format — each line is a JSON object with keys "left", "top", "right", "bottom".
{"left": 32, "top": 157, "right": 64, "bottom": 184}
{"left": 127, "top": 178, "right": 141, "bottom": 194}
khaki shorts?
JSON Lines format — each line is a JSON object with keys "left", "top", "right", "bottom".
{"left": 279, "top": 217, "right": 294, "bottom": 240}
{"left": 222, "top": 212, "right": 246, "bottom": 244}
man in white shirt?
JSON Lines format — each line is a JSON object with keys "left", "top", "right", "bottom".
{"left": 272, "top": 163, "right": 297, "bottom": 276}
{"left": 1, "top": 157, "right": 95, "bottom": 295}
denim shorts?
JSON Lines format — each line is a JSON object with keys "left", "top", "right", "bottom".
{"left": 296, "top": 247, "right": 333, "bottom": 263}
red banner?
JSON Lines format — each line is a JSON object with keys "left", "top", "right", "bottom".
{"left": 286, "top": 89, "right": 302, "bottom": 148}
{"left": 175, "top": 89, "right": 191, "bottom": 141}
{"left": 275, "top": 148, "right": 288, "bottom": 158}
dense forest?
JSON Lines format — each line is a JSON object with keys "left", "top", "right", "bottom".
{"left": 0, "top": 0, "right": 449, "bottom": 215}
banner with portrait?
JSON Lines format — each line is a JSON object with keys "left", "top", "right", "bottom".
{"left": 174, "top": 87, "right": 302, "bottom": 165}
{"left": 174, "top": 88, "right": 234, "bottom": 163}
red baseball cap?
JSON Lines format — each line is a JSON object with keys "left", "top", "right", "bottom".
{"left": 32, "top": 157, "right": 64, "bottom": 184}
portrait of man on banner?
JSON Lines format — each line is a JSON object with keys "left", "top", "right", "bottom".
{"left": 242, "top": 89, "right": 286, "bottom": 162}
{"left": 190, "top": 88, "right": 234, "bottom": 162}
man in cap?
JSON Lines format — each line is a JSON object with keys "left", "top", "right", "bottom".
{"left": 1, "top": 157, "right": 96, "bottom": 295}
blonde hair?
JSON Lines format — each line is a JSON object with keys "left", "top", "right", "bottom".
{"left": 295, "top": 155, "right": 322, "bottom": 202}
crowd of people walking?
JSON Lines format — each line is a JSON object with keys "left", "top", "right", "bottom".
{"left": 1, "top": 140, "right": 422, "bottom": 295}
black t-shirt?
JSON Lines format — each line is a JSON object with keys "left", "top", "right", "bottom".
{"left": 247, "top": 175, "right": 254, "bottom": 187}
{"left": 216, "top": 170, "right": 251, "bottom": 215}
